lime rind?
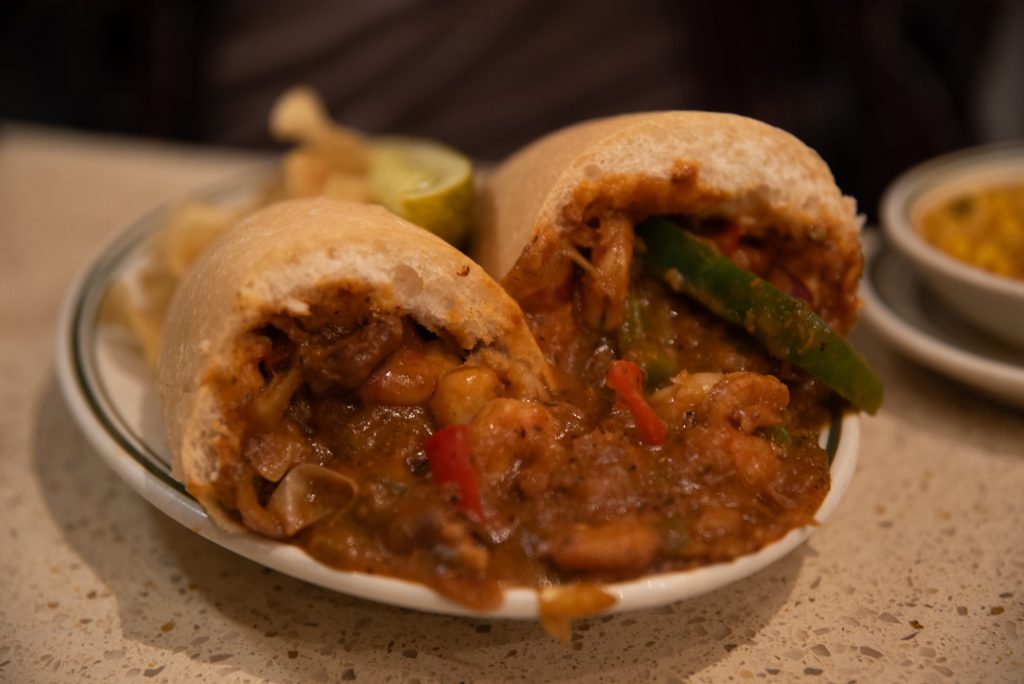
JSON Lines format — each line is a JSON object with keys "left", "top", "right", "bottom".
{"left": 368, "top": 136, "right": 474, "bottom": 245}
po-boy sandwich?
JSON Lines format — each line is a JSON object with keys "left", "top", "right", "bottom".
{"left": 158, "top": 112, "right": 880, "bottom": 621}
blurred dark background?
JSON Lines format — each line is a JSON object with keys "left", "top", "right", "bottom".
{"left": 2, "top": 0, "right": 1021, "bottom": 221}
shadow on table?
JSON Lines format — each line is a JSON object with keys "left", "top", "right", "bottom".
{"left": 34, "top": 376, "right": 806, "bottom": 682}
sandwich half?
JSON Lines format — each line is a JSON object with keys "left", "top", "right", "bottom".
{"left": 159, "top": 197, "right": 554, "bottom": 608}
{"left": 456, "top": 112, "right": 880, "bottom": 601}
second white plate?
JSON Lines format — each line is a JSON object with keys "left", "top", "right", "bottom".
{"left": 861, "top": 233, "right": 1024, "bottom": 408}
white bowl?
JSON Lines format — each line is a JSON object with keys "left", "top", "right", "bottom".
{"left": 880, "top": 143, "right": 1024, "bottom": 348}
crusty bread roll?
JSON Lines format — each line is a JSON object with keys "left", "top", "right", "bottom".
{"left": 475, "top": 111, "right": 863, "bottom": 333}
{"left": 158, "top": 197, "right": 553, "bottom": 528}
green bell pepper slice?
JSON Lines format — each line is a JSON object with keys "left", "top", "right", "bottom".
{"left": 618, "top": 294, "right": 677, "bottom": 389}
{"left": 636, "top": 217, "right": 883, "bottom": 414}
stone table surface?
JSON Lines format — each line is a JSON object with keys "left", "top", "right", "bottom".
{"left": 1, "top": 123, "right": 1021, "bottom": 683}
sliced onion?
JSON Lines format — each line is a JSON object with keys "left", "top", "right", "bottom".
{"left": 249, "top": 363, "right": 303, "bottom": 431}
{"left": 787, "top": 271, "right": 813, "bottom": 303}
{"left": 768, "top": 267, "right": 814, "bottom": 304}
{"left": 266, "top": 465, "right": 357, "bottom": 536}
{"left": 244, "top": 419, "right": 312, "bottom": 483}
{"left": 235, "top": 467, "right": 286, "bottom": 539}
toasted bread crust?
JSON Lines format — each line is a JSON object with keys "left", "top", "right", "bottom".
{"left": 474, "top": 111, "right": 863, "bottom": 330}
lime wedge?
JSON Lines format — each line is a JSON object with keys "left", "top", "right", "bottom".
{"left": 368, "top": 136, "right": 474, "bottom": 245}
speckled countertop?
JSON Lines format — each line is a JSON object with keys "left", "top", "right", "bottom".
{"left": 2, "top": 124, "right": 1022, "bottom": 684}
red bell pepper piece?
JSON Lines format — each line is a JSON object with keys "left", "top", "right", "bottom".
{"left": 423, "top": 425, "right": 484, "bottom": 518}
{"left": 606, "top": 360, "right": 668, "bottom": 445}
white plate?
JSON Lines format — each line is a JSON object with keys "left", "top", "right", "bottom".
{"left": 861, "top": 233, "right": 1024, "bottom": 408}
{"left": 55, "top": 176, "right": 860, "bottom": 619}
